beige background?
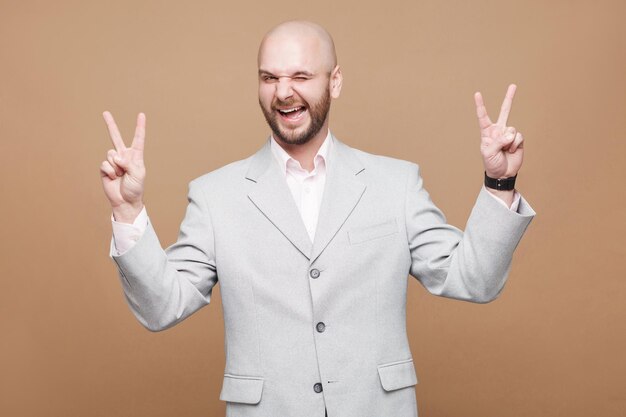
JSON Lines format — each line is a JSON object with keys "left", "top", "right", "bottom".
{"left": 1, "top": 0, "right": 625, "bottom": 416}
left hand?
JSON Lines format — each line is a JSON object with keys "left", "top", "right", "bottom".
{"left": 474, "top": 84, "right": 524, "bottom": 178}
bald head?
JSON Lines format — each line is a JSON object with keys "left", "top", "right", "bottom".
{"left": 257, "top": 21, "right": 343, "bottom": 148}
{"left": 258, "top": 20, "right": 337, "bottom": 73}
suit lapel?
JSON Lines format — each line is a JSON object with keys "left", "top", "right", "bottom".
{"left": 246, "top": 138, "right": 313, "bottom": 259}
{"left": 310, "top": 136, "right": 366, "bottom": 263}
{"left": 245, "top": 135, "right": 367, "bottom": 263}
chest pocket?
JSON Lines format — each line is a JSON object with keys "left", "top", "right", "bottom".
{"left": 348, "top": 218, "right": 399, "bottom": 245}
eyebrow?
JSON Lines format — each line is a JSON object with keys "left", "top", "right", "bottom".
{"left": 258, "top": 70, "right": 315, "bottom": 77}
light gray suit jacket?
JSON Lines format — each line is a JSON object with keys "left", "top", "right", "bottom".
{"left": 112, "top": 135, "right": 535, "bottom": 417}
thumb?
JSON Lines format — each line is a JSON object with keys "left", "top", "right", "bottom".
{"left": 113, "top": 155, "right": 131, "bottom": 171}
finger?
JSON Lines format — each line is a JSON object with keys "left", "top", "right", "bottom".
{"left": 106, "top": 150, "right": 124, "bottom": 177}
{"left": 131, "top": 112, "right": 146, "bottom": 152}
{"left": 113, "top": 153, "right": 132, "bottom": 171}
{"left": 102, "top": 111, "right": 127, "bottom": 152}
{"left": 100, "top": 161, "right": 118, "bottom": 180}
{"left": 499, "top": 126, "right": 517, "bottom": 149}
{"left": 504, "top": 126, "right": 517, "bottom": 139}
{"left": 509, "top": 132, "right": 524, "bottom": 153}
{"left": 474, "top": 92, "right": 493, "bottom": 129}
{"left": 496, "top": 84, "right": 517, "bottom": 127}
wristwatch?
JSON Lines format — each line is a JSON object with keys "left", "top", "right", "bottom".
{"left": 484, "top": 172, "right": 517, "bottom": 191}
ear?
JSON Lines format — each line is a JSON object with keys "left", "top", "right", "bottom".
{"left": 329, "top": 65, "right": 343, "bottom": 99}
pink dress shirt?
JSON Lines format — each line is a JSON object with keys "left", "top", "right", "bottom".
{"left": 269, "top": 131, "right": 331, "bottom": 242}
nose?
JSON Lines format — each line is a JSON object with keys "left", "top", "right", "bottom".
{"left": 275, "top": 77, "right": 294, "bottom": 102}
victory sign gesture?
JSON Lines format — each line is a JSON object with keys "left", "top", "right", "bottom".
{"left": 474, "top": 84, "right": 524, "bottom": 179}
{"left": 100, "top": 111, "right": 146, "bottom": 223}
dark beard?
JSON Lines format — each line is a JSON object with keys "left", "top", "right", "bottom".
{"left": 259, "top": 88, "right": 331, "bottom": 146}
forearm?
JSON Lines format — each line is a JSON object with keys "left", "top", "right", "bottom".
{"left": 485, "top": 187, "right": 514, "bottom": 208}
{"left": 109, "top": 181, "right": 218, "bottom": 331}
{"left": 406, "top": 163, "right": 535, "bottom": 303}
{"left": 112, "top": 202, "right": 144, "bottom": 224}
{"left": 438, "top": 187, "right": 535, "bottom": 302}
{"left": 111, "top": 206, "right": 148, "bottom": 256}
{"left": 112, "top": 219, "right": 215, "bottom": 331}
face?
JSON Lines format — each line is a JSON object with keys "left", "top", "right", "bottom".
{"left": 258, "top": 34, "right": 341, "bottom": 146}
{"left": 259, "top": 76, "right": 331, "bottom": 146}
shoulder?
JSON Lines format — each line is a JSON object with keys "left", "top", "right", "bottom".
{"left": 341, "top": 141, "right": 418, "bottom": 180}
{"left": 188, "top": 154, "right": 254, "bottom": 190}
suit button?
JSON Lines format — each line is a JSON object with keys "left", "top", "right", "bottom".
{"left": 310, "top": 269, "right": 320, "bottom": 279}
{"left": 314, "top": 382, "right": 323, "bottom": 393}
{"left": 316, "top": 322, "right": 326, "bottom": 333}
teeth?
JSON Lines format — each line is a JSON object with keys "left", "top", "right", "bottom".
{"left": 279, "top": 107, "right": 301, "bottom": 113}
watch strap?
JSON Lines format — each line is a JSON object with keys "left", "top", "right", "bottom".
{"left": 484, "top": 172, "right": 517, "bottom": 191}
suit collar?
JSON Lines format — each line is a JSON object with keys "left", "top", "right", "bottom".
{"left": 246, "top": 134, "right": 366, "bottom": 262}
{"left": 245, "top": 134, "right": 365, "bottom": 182}
{"left": 269, "top": 130, "right": 333, "bottom": 175}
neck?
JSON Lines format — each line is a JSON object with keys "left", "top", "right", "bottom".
{"left": 275, "top": 125, "right": 329, "bottom": 172}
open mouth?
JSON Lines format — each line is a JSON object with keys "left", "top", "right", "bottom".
{"left": 276, "top": 106, "right": 307, "bottom": 121}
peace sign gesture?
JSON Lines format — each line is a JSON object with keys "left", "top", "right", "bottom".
{"left": 99, "top": 111, "right": 146, "bottom": 223}
{"left": 474, "top": 84, "right": 524, "bottom": 179}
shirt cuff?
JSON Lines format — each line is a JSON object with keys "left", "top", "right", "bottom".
{"left": 110, "top": 206, "right": 148, "bottom": 256}
{"left": 482, "top": 185, "right": 521, "bottom": 212}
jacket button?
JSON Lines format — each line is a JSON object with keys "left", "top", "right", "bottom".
{"left": 316, "top": 322, "right": 326, "bottom": 333}
{"left": 314, "top": 382, "right": 323, "bottom": 393}
{"left": 310, "top": 269, "right": 320, "bottom": 279}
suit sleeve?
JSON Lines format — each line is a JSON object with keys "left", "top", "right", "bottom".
{"left": 111, "top": 179, "right": 218, "bottom": 330}
{"left": 404, "top": 163, "right": 535, "bottom": 303}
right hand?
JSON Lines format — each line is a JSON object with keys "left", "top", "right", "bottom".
{"left": 100, "top": 111, "right": 146, "bottom": 223}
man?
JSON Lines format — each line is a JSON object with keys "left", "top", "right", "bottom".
{"left": 100, "top": 20, "right": 535, "bottom": 417}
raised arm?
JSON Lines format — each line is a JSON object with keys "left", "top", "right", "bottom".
{"left": 99, "top": 112, "right": 218, "bottom": 331}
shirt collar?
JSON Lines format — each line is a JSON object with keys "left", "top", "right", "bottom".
{"left": 270, "top": 130, "right": 333, "bottom": 175}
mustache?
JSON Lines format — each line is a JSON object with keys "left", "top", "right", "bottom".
{"left": 272, "top": 99, "right": 306, "bottom": 109}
